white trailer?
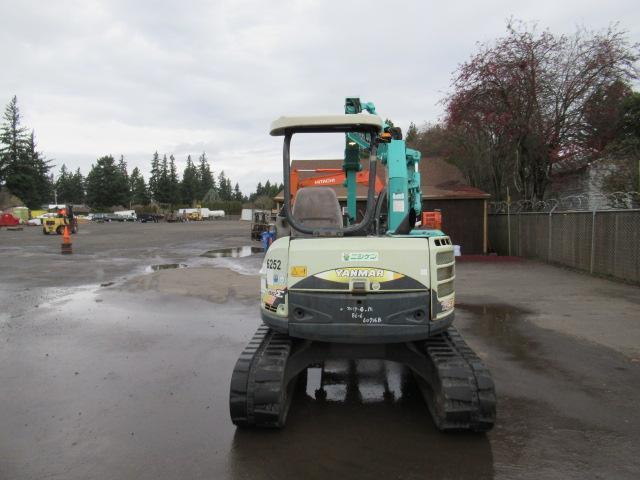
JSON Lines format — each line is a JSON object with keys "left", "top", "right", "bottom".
{"left": 241, "top": 209, "right": 253, "bottom": 221}
{"left": 205, "top": 209, "right": 225, "bottom": 219}
{"left": 113, "top": 210, "right": 137, "bottom": 221}
{"left": 177, "top": 208, "right": 225, "bottom": 219}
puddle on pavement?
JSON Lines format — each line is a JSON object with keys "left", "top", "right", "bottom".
{"left": 457, "top": 303, "right": 590, "bottom": 381}
{"left": 201, "top": 246, "right": 262, "bottom": 258}
{"left": 304, "top": 360, "right": 406, "bottom": 404}
{"left": 457, "top": 303, "right": 542, "bottom": 365}
{"left": 232, "top": 359, "right": 495, "bottom": 479}
{"left": 146, "top": 263, "right": 188, "bottom": 273}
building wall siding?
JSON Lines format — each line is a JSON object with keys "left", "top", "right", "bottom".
{"left": 550, "top": 161, "right": 617, "bottom": 209}
{"left": 423, "top": 199, "right": 485, "bottom": 254}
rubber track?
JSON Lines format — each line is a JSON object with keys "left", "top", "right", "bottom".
{"left": 229, "top": 325, "right": 293, "bottom": 428}
{"left": 230, "top": 325, "right": 495, "bottom": 432}
{"left": 419, "top": 326, "right": 496, "bottom": 432}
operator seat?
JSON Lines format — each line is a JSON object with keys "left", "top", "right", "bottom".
{"left": 291, "top": 187, "right": 343, "bottom": 236}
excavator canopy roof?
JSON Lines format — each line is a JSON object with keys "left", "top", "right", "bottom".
{"left": 270, "top": 113, "right": 383, "bottom": 136}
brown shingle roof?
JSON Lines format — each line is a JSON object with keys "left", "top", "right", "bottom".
{"left": 274, "top": 157, "right": 489, "bottom": 201}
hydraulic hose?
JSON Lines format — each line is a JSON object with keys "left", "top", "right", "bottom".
{"left": 374, "top": 187, "right": 388, "bottom": 235}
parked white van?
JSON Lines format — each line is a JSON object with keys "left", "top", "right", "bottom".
{"left": 113, "top": 210, "right": 137, "bottom": 221}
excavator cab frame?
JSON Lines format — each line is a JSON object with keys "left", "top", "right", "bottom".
{"left": 270, "top": 114, "right": 382, "bottom": 237}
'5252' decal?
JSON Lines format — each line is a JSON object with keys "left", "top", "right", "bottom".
{"left": 266, "top": 259, "right": 281, "bottom": 270}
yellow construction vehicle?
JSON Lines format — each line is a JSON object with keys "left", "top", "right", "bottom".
{"left": 42, "top": 205, "right": 78, "bottom": 235}
{"left": 250, "top": 210, "right": 273, "bottom": 240}
{"left": 187, "top": 209, "right": 203, "bottom": 221}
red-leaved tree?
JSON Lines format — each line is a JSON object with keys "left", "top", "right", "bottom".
{"left": 445, "top": 21, "right": 638, "bottom": 203}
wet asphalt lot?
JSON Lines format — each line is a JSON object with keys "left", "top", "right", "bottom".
{"left": 1, "top": 221, "right": 639, "bottom": 480}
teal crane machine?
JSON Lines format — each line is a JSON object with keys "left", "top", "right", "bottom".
{"left": 229, "top": 98, "right": 496, "bottom": 432}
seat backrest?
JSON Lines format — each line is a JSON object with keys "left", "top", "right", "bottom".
{"left": 292, "top": 187, "right": 342, "bottom": 236}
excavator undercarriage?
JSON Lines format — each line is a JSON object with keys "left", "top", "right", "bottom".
{"left": 230, "top": 325, "right": 495, "bottom": 432}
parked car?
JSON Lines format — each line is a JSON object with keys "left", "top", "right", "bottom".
{"left": 90, "top": 213, "right": 106, "bottom": 222}
{"left": 137, "top": 213, "right": 158, "bottom": 223}
{"left": 90, "top": 213, "right": 121, "bottom": 222}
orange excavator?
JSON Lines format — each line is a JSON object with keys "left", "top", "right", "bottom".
{"left": 290, "top": 168, "right": 384, "bottom": 205}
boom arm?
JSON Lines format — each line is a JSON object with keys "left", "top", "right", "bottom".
{"left": 344, "top": 98, "right": 422, "bottom": 233}
{"left": 270, "top": 101, "right": 425, "bottom": 236}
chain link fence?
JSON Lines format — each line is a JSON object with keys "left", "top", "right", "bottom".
{"left": 488, "top": 193, "right": 640, "bottom": 284}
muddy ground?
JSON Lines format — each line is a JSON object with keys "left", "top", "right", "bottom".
{"left": 1, "top": 221, "right": 639, "bottom": 479}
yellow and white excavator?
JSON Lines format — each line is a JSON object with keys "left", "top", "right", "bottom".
{"left": 229, "top": 98, "right": 496, "bottom": 432}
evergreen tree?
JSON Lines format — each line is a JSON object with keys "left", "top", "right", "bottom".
{"left": 601, "top": 91, "right": 640, "bottom": 192}
{"left": 218, "top": 171, "right": 233, "bottom": 200}
{"left": 252, "top": 181, "right": 263, "bottom": 201}
{"left": 117, "top": 155, "right": 128, "bottom": 181}
{"left": 180, "top": 155, "right": 199, "bottom": 206}
{"left": 0, "top": 96, "right": 28, "bottom": 184}
{"left": 168, "top": 154, "right": 180, "bottom": 206}
{"left": 202, "top": 186, "right": 219, "bottom": 204}
{"left": 116, "top": 155, "right": 130, "bottom": 206}
{"left": 128, "top": 166, "right": 137, "bottom": 196}
{"left": 26, "top": 131, "right": 53, "bottom": 204}
{"left": 85, "top": 155, "right": 128, "bottom": 208}
{"left": 0, "top": 98, "right": 52, "bottom": 207}
{"left": 130, "top": 167, "right": 150, "bottom": 205}
{"left": 249, "top": 180, "right": 283, "bottom": 202}
{"left": 56, "top": 164, "right": 72, "bottom": 202}
{"left": 149, "top": 151, "right": 161, "bottom": 201}
{"left": 198, "top": 152, "right": 214, "bottom": 200}
{"left": 233, "top": 182, "right": 243, "bottom": 201}
{"left": 56, "top": 166, "right": 85, "bottom": 204}
{"left": 406, "top": 122, "right": 418, "bottom": 145}
{"left": 69, "top": 167, "right": 85, "bottom": 204}
{"left": 225, "top": 178, "right": 233, "bottom": 201}
{"left": 155, "top": 154, "right": 170, "bottom": 204}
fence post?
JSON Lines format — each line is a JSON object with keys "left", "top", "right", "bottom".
{"left": 518, "top": 212, "right": 522, "bottom": 256}
{"left": 590, "top": 207, "right": 597, "bottom": 274}
{"left": 548, "top": 204, "right": 557, "bottom": 262}
{"left": 507, "top": 202, "right": 511, "bottom": 256}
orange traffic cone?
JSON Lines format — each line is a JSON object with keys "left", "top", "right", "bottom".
{"left": 61, "top": 225, "right": 72, "bottom": 254}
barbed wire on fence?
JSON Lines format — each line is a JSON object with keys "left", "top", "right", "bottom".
{"left": 489, "top": 191, "right": 640, "bottom": 214}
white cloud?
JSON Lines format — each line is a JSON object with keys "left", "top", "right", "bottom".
{"left": 1, "top": 0, "right": 638, "bottom": 193}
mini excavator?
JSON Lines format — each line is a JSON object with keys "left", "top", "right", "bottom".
{"left": 229, "top": 98, "right": 496, "bottom": 432}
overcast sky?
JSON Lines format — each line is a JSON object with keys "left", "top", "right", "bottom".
{"left": 1, "top": 0, "right": 638, "bottom": 193}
